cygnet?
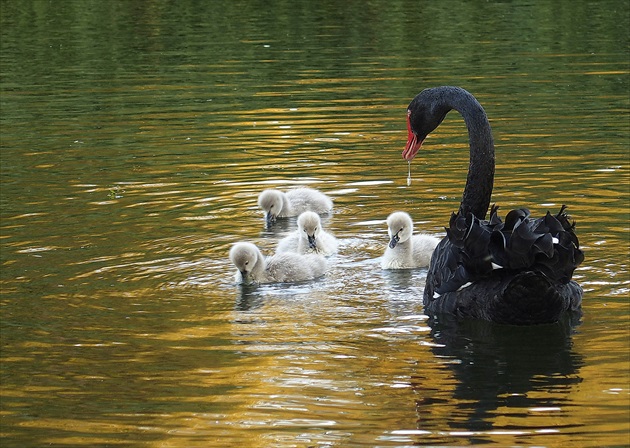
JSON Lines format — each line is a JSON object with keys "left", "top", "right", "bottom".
{"left": 258, "top": 187, "right": 333, "bottom": 225}
{"left": 381, "top": 211, "right": 439, "bottom": 269}
{"left": 229, "top": 242, "right": 327, "bottom": 284}
{"left": 277, "top": 211, "right": 338, "bottom": 256}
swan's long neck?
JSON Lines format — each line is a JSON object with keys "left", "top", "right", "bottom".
{"left": 443, "top": 88, "right": 495, "bottom": 219}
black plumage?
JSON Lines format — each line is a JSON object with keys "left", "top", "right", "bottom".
{"left": 403, "top": 87, "right": 584, "bottom": 325}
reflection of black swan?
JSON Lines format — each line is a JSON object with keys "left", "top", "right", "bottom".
{"left": 403, "top": 87, "right": 584, "bottom": 325}
{"left": 411, "top": 315, "right": 583, "bottom": 441}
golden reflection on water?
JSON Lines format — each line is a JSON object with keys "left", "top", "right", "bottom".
{"left": 3, "top": 102, "right": 626, "bottom": 445}
{"left": 1, "top": 1, "right": 629, "bottom": 446}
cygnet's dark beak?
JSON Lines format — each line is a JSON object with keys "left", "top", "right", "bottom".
{"left": 265, "top": 212, "right": 276, "bottom": 226}
{"left": 307, "top": 234, "right": 317, "bottom": 249}
{"left": 389, "top": 233, "right": 400, "bottom": 249}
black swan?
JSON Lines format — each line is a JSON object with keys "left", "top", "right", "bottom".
{"left": 403, "top": 86, "right": 584, "bottom": 325}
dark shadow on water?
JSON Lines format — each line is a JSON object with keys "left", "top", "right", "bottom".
{"left": 381, "top": 268, "right": 428, "bottom": 291}
{"left": 234, "top": 284, "right": 265, "bottom": 311}
{"left": 234, "top": 277, "right": 326, "bottom": 312}
{"left": 258, "top": 216, "right": 297, "bottom": 236}
{"left": 412, "top": 312, "right": 584, "bottom": 443}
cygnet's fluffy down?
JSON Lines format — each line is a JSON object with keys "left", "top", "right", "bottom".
{"left": 258, "top": 187, "right": 333, "bottom": 225}
{"left": 382, "top": 211, "right": 440, "bottom": 269}
{"left": 229, "top": 242, "right": 327, "bottom": 284}
{"left": 277, "top": 211, "right": 338, "bottom": 256}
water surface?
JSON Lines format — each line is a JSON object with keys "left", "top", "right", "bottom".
{"left": 1, "top": 1, "right": 628, "bottom": 446}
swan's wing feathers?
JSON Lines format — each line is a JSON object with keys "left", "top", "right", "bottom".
{"left": 487, "top": 207, "right": 505, "bottom": 241}
{"left": 445, "top": 227, "right": 462, "bottom": 248}
{"left": 266, "top": 253, "right": 298, "bottom": 281}
{"left": 460, "top": 217, "right": 494, "bottom": 275}
{"left": 504, "top": 219, "right": 545, "bottom": 267}
{"left": 489, "top": 204, "right": 503, "bottom": 226}
{"left": 435, "top": 264, "right": 470, "bottom": 295}
{"left": 489, "top": 229, "right": 510, "bottom": 267}
{"left": 437, "top": 212, "right": 497, "bottom": 294}
{"left": 427, "top": 206, "right": 584, "bottom": 303}
{"left": 445, "top": 212, "right": 468, "bottom": 247}
{"left": 266, "top": 252, "right": 326, "bottom": 282}
{"left": 443, "top": 243, "right": 462, "bottom": 273}
{"left": 462, "top": 216, "right": 491, "bottom": 251}
{"left": 573, "top": 244, "right": 585, "bottom": 266}
{"left": 532, "top": 233, "right": 555, "bottom": 258}
{"left": 428, "top": 238, "right": 469, "bottom": 296}
{"left": 534, "top": 238, "right": 580, "bottom": 284}
{"left": 532, "top": 206, "right": 583, "bottom": 283}
{"left": 504, "top": 208, "right": 530, "bottom": 231}
{"left": 533, "top": 210, "right": 564, "bottom": 234}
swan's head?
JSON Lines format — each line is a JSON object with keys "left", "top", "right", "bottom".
{"left": 258, "top": 189, "right": 284, "bottom": 225}
{"left": 387, "top": 211, "right": 414, "bottom": 248}
{"left": 229, "top": 242, "right": 261, "bottom": 280}
{"left": 297, "top": 211, "right": 321, "bottom": 249}
{"left": 403, "top": 87, "right": 454, "bottom": 161}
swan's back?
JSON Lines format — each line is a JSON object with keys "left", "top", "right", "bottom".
{"left": 285, "top": 188, "right": 333, "bottom": 215}
{"left": 266, "top": 252, "right": 327, "bottom": 282}
{"left": 424, "top": 205, "right": 584, "bottom": 324}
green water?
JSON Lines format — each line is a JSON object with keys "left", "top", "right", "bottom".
{"left": 1, "top": 1, "right": 628, "bottom": 446}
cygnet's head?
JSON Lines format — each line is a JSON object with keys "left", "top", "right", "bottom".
{"left": 386, "top": 212, "right": 414, "bottom": 248}
{"left": 229, "top": 242, "right": 260, "bottom": 278}
{"left": 297, "top": 211, "right": 321, "bottom": 249}
{"left": 258, "top": 189, "right": 284, "bottom": 225}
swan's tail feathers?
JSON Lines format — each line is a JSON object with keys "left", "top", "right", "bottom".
{"left": 555, "top": 205, "right": 579, "bottom": 241}
{"left": 556, "top": 204, "right": 574, "bottom": 229}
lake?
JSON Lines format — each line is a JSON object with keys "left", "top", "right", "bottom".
{"left": 1, "top": 1, "right": 628, "bottom": 446}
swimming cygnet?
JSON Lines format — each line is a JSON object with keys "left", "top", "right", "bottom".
{"left": 381, "top": 211, "right": 440, "bottom": 269}
{"left": 229, "top": 242, "right": 327, "bottom": 284}
{"left": 258, "top": 187, "right": 333, "bottom": 225}
{"left": 277, "top": 211, "right": 339, "bottom": 256}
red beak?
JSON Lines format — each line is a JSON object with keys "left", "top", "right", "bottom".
{"left": 402, "top": 110, "right": 423, "bottom": 161}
